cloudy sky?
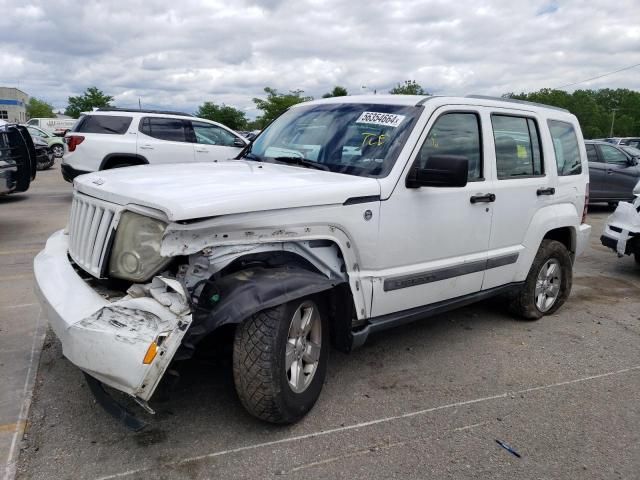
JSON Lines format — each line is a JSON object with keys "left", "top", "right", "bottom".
{"left": 1, "top": 0, "right": 639, "bottom": 117}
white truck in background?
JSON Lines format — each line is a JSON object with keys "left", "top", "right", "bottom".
{"left": 27, "top": 117, "right": 77, "bottom": 136}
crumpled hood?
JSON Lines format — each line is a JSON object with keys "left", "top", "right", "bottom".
{"left": 75, "top": 161, "right": 381, "bottom": 221}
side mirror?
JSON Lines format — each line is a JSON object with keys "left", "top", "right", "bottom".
{"left": 628, "top": 157, "right": 639, "bottom": 166}
{"left": 406, "top": 154, "right": 469, "bottom": 188}
{"left": 233, "top": 138, "right": 246, "bottom": 148}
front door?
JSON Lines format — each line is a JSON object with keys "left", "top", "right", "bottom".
{"left": 190, "top": 121, "right": 245, "bottom": 162}
{"left": 137, "top": 117, "right": 195, "bottom": 164}
{"left": 599, "top": 143, "right": 639, "bottom": 200}
{"left": 372, "top": 109, "right": 493, "bottom": 317}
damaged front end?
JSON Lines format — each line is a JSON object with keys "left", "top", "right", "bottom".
{"left": 34, "top": 230, "right": 193, "bottom": 418}
{"left": 601, "top": 194, "right": 640, "bottom": 259}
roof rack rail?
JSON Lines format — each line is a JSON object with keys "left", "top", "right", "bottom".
{"left": 95, "top": 107, "right": 194, "bottom": 117}
{"left": 466, "top": 95, "right": 570, "bottom": 113}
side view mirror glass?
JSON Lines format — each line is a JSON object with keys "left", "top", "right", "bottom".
{"left": 406, "top": 154, "right": 469, "bottom": 188}
{"left": 233, "top": 138, "right": 246, "bottom": 148}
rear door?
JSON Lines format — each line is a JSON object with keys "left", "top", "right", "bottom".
{"left": 190, "top": 121, "right": 246, "bottom": 162}
{"left": 598, "top": 143, "right": 639, "bottom": 200}
{"left": 137, "top": 117, "right": 195, "bottom": 164}
{"left": 586, "top": 143, "right": 607, "bottom": 200}
{"left": 482, "top": 110, "right": 553, "bottom": 290}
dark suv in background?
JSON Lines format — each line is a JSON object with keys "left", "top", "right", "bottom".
{"left": 586, "top": 140, "right": 640, "bottom": 205}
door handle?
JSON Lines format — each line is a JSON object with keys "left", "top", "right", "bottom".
{"left": 139, "top": 145, "right": 154, "bottom": 150}
{"left": 607, "top": 170, "right": 614, "bottom": 175}
{"left": 536, "top": 187, "right": 555, "bottom": 196}
{"left": 470, "top": 193, "right": 496, "bottom": 204}
{"left": 195, "top": 149, "right": 208, "bottom": 153}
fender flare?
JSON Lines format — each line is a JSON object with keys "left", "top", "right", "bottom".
{"left": 183, "top": 265, "right": 343, "bottom": 350}
{"left": 100, "top": 153, "right": 149, "bottom": 170}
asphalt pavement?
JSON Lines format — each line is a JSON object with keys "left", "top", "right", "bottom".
{"left": 3, "top": 168, "right": 639, "bottom": 479}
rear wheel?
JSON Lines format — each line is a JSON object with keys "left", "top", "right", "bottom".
{"left": 509, "top": 240, "right": 572, "bottom": 320}
{"left": 233, "top": 297, "right": 328, "bottom": 423}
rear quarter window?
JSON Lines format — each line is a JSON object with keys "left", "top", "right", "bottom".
{"left": 548, "top": 120, "right": 582, "bottom": 176}
{"left": 73, "top": 115, "right": 132, "bottom": 134}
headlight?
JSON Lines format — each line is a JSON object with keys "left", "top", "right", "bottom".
{"left": 109, "top": 211, "right": 171, "bottom": 282}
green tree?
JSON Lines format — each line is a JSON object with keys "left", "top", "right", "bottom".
{"left": 65, "top": 87, "right": 113, "bottom": 118}
{"left": 322, "top": 86, "right": 348, "bottom": 98}
{"left": 389, "top": 80, "right": 428, "bottom": 95}
{"left": 253, "top": 87, "right": 312, "bottom": 128}
{"left": 195, "top": 101, "right": 248, "bottom": 131}
{"left": 26, "top": 98, "right": 55, "bottom": 119}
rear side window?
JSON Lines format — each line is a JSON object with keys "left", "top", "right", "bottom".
{"left": 139, "top": 117, "right": 188, "bottom": 142}
{"left": 73, "top": 115, "right": 132, "bottom": 134}
{"left": 491, "top": 115, "right": 543, "bottom": 179}
{"left": 417, "top": 112, "right": 482, "bottom": 181}
{"left": 586, "top": 144, "right": 600, "bottom": 162}
{"left": 548, "top": 120, "right": 582, "bottom": 176}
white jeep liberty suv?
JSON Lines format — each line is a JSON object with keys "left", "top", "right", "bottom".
{"left": 35, "top": 95, "right": 591, "bottom": 428}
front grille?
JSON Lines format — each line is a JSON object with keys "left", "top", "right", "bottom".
{"left": 68, "top": 194, "right": 119, "bottom": 277}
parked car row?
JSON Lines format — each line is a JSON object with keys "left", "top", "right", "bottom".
{"left": 34, "top": 95, "right": 591, "bottom": 430}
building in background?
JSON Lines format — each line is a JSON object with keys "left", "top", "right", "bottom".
{"left": 0, "top": 87, "right": 29, "bottom": 123}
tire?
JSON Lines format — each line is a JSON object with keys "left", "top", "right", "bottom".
{"left": 509, "top": 240, "right": 572, "bottom": 320}
{"left": 634, "top": 251, "right": 640, "bottom": 265}
{"left": 233, "top": 297, "right": 329, "bottom": 424}
{"left": 36, "top": 155, "right": 54, "bottom": 170}
{"left": 51, "top": 144, "right": 64, "bottom": 158}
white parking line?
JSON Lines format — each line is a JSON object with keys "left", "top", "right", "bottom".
{"left": 0, "top": 304, "right": 37, "bottom": 310}
{"left": 2, "top": 308, "right": 44, "bottom": 480}
{"left": 94, "top": 365, "right": 640, "bottom": 480}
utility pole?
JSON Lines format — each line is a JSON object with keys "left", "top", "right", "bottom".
{"left": 609, "top": 108, "right": 618, "bottom": 137}
{"left": 138, "top": 98, "right": 142, "bottom": 110}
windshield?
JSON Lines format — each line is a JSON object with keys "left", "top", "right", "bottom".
{"left": 622, "top": 146, "right": 640, "bottom": 157}
{"left": 248, "top": 103, "right": 421, "bottom": 177}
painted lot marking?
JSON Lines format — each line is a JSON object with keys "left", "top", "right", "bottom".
{"left": 95, "top": 365, "right": 640, "bottom": 480}
{"left": 2, "top": 308, "right": 43, "bottom": 480}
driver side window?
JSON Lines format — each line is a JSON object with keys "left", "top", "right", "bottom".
{"left": 600, "top": 145, "right": 628, "bottom": 165}
{"left": 192, "top": 122, "right": 237, "bottom": 147}
{"left": 417, "top": 112, "right": 482, "bottom": 181}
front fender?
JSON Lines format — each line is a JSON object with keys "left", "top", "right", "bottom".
{"left": 183, "top": 266, "right": 343, "bottom": 349}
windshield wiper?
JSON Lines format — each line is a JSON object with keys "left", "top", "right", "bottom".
{"left": 272, "top": 156, "right": 330, "bottom": 171}
{"left": 242, "top": 151, "right": 263, "bottom": 162}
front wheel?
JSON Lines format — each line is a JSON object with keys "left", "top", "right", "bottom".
{"left": 233, "top": 297, "right": 329, "bottom": 423}
{"left": 51, "top": 144, "right": 64, "bottom": 158}
{"left": 509, "top": 240, "right": 573, "bottom": 320}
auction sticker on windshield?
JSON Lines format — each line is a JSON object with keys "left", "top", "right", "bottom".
{"left": 356, "top": 112, "right": 406, "bottom": 128}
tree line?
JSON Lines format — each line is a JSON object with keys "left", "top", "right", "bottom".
{"left": 28, "top": 83, "right": 639, "bottom": 138}
{"left": 506, "top": 88, "right": 640, "bottom": 138}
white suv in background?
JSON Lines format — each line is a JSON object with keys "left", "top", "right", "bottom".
{"left": 61, "top": 108, "right": 248, "bottom": 182}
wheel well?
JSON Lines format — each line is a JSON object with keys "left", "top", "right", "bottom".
{"left": 543, "top": 227, "right": 575, "bottom": 253}
{"left": 100, "top": 154, "right": 148, "bottom": 170}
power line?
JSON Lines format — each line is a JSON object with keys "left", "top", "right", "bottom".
{"left": 554, "top": 62, "right": 640, "bottom": 89}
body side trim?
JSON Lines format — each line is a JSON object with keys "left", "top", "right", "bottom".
{"left": 383, "top": 253, "right": 519, "bottom": 292}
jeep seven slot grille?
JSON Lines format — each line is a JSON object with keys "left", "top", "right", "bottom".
{"left": 68, "top": 194, "right": 119, "bottom": 277}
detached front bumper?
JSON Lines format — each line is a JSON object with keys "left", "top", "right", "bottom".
{"left": 34, "top": 230, "right": 191, "bottom": 402}
{"left": 600, "top": 201, "right": 640, "bottom": 256}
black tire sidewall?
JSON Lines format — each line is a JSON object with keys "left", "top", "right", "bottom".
{"left": 275, "top": 296, "right": 329, "bottom": 422}
{"left": 528, "top": 240, "right": 572, "bottom": 317}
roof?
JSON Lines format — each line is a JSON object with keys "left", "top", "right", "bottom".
{"left": 300, "top": 94, "right": 571, "bottom": 114}
{"left": 93, "top": 107, "right": 194, "bottom": 117}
